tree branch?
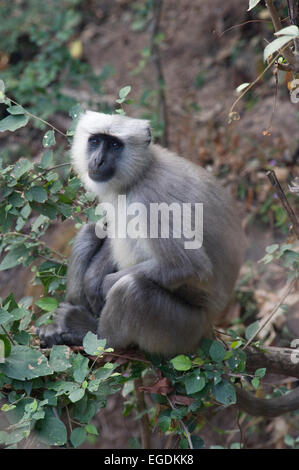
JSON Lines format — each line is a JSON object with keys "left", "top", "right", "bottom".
{"left": 265, "top": 0, "right": 296, "bottom": 64}
{"left": 245, "top": 345, "right": 299, "bottom": 379}
{"left": 267, "top": 169, "right": 299, "bottom": 239}
{"left": 134, "top": 377, "right": 151, "bottom": 449}
{"left": 150, "top": 0, "right": 168, "bottom": 147}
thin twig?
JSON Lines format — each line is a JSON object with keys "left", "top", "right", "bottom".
{"left": 31, "top": 162, "right": 71, "bottom": 183}
{"left": 1, "top": 325, "right": 16, "bottom": 345}
{"left": 267, "top": 169, "right": 299, "bottom": 239}
{"left": 7, "top": 97, "right": 66, "bottom": 137}
{"left": 243, "top": 277, "right": 297, "bottom": 349}
{"left": 65, "top": 405, "right": 73, "bottom": 433}
{"left": 166, "top": 396, "right": 193, "bottom": 449}
{"left": 229, "top": 43, "right": 291, "bottom": 119}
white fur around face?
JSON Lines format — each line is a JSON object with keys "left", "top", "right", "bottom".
{"left": 71, "top": 111, "right": 152, "bottom": 197}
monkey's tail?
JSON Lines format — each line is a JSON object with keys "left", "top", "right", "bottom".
{"left": 235, "top": 386, "right": 299, "bottom": 417}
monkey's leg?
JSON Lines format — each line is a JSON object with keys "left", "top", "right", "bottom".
{"left": 99, "top": 274, "right": 212, "bottom": 356}
{"left": 66, "top": 223, "right": 104, "bottom": 308}
{"left": 37, "top": 224, "right": 111, "bottom": 347}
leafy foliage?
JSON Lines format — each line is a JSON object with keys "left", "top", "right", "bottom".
{"left": 0, "top": 0, "right": 111, "bottom": 124}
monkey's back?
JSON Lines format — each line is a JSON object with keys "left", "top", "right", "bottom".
{"left": 130, "top": 144, "right": 246, "bottom": 318}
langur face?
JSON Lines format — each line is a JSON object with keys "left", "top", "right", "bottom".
{"left": 87, "top": 133, "right": 124, "bottom": 182}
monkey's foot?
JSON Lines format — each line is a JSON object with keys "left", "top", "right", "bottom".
{"left": 37, "top": 303, "right": 98, "bottom": 348}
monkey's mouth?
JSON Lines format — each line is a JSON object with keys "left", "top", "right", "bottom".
{"left": 88, "top": 169, "right": 104, "bottom": 181}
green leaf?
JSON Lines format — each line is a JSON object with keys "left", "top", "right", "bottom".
{"left": 85, "top": 423, "right": 98, "bottom": 435}
{"left": 0, "top": 334, "right": 11, "bottom": 358}
{"left": 264, "top": 36, "right": 294, "bottom": 62}
{"left": 184, "top": 372, "right": 206, "bottom": 395}
{"left": 275, "top": 25, "right": 299, "bottom": 37}
{"left": 69, "top": 388, "right": 85, "bottom": 403}
{"left": 1, "top": 403, "right": 16, "bottom": 412}
{"left": 119, "top": 85, "right": 131, "bottom": 100}
{"left": 7, "top": 105, "right": 26, "bottom": 115}
{"left": 49, "top": 346, "right": 73, "bottom": 372}
{"left": 70, "top": 427, "right": 87, "bottom": 448}
{"left": 47, "top": 381, "right": 79, "bottom": 396}
{"left": 230, "top": 340, "right": 243, "bottom": 349}
{"left": 0, "top": 114, "right": 29, "bottom": 132}
{"left": 236, "top": 82, "right": 250, "bottom": 93}
{"left": 266, "top": 244, "right": 279, "bottom": 254}
{"left": 12, "top": 159, "right": 33, "bottom": 179}
{"left": 35, "top": 413, "right": 67, "bottom": 446}
{"left": 43, "top": 130, "right": 56, "bottom": 148}
{"left": 0, "top": 309, "right": 13, "bottom": 326}
{"left": 245, "top": 321, "right": 259, "bottom": 341}
{"left": 35, "top": 297, "right": 58, "bottom": 312}
{"left": 25, "top": 186, "right": 48, "bottom": 203}
{"left": 255, "top": 367, "right": 266, "bottom": 378}
{"left": 212, "top": 379, "right": 236, "bottom": 406}
{"left": 247, "top": 0, "right": 262, "bottom": 11}
{"left": 251, "top": 377, "right": 260, "bottom": 389}
{"left": 158, "top": 414, "right": 171, "bottom": 432}
{"left": 191, "top": 435, "right": 204, "bottom": 449}
{"left": 69, "top": 104, "right": 83, "bottom": 120}
{"left": 170, "top": 354, "right": 192, "bottom": 371}
{"left": 40, "top": 150, "right": 54, "bottom": 169}
{"left": 32, "top": 214, "right": 49, "bottom": 232}
{"left": 83, "top": 331, "right": 106, "bottom": 355}
{"left": 21, "top": 204, "right": 31, "bottom": 219}
{"left": 0, "top": 345, "right": 53, "bottom": 380}
{"left": 72, "top": 354, "right": 90, "bottom": 382}
{"left": 0, "top": 246, "right": 29, "bottom": 271}
{"left": 0, "top": 79, "right": 5, "bottom": 102}
{"left": 209, "top": 340, "right": 226, "bottom": 362}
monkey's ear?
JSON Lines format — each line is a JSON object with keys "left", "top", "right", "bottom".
{"left": 146, "top": 127, "right": 152, "bottom": 145}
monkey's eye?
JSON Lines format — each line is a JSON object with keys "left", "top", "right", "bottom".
{"left": 110, "top": 140, "right": 122, "bottom": 151}
{"left": 89, "top": 135, "right": 101, "bottom": 145}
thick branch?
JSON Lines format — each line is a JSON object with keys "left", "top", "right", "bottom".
{"left": 245, "top": 346, "right": 299, "bottom": 379}
{"left": 287, "top": 0, "right": 299, "bottom": 25}
{"left": 150, "top": 0, "right": 168, "bottom": 147}
{"left": 235, "top": 345, "right": 299, "bottom": 416}
{"left": 134, "top": 378, "right": 151, "bottom": 449}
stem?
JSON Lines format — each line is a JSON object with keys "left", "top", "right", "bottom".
{"left": 229, "top": 43, "right": 293, "bottom": 118}
{"left": 166, "top": 396, "right": 193, "bottom": 449}
{"left": 243, "top": 277, "right": 297, "bottom": 349}
{"left": 31, "top": 162, "right": 71, "bottom": 183}
{"left": 7, "top": 97, "right": 66, "bottom": 137}
{"left": 267, "top": 169, "right": 299, "bottom": 239}
{"left": 1, "top": 325, "right": 16, "bottom": 345}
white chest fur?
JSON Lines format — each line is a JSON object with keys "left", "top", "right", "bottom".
{"left": 111, "top": 237, "right": 152, "bottom": 270}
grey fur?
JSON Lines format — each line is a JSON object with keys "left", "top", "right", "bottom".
{"left": 38, "top": 112, "right": 246, "bottom": 355}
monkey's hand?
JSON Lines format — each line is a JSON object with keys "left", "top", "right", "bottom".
{"left": 37, "top": 303, "right": 98, "bottom": 348}
{"left": 101, "top": 272, "right": 125, "bottom": 299}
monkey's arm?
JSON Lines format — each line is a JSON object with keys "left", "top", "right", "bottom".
{"left": 66, "top": 223, "right": 104, "bottom": 308}
{"left": 101, "top": 250, "right": 213, "bottom": 299}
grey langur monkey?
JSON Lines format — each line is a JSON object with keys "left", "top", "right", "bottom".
{"left": 38, "top": 111, "right": 246, "bottom": 356}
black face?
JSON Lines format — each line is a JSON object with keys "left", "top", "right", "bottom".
{"left": 87, "top": 133, "right": 124, "bottom": 182}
